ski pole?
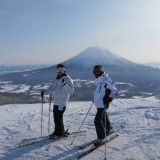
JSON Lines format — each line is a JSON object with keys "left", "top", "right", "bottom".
{"left": 104, "top": 103, "right": 109, "bottom": 160}
{"left": 70, "top": 101, "right": 94, "bottom": 145}
{"left": 48, "top": 94, "right": 52, "bottom": 136}
{"left": 41, "top": 96, "right": 44, "bottom": 137}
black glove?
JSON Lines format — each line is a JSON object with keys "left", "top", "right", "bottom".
{"left": 41, "top": 90, "right": 44, "bottom": 98}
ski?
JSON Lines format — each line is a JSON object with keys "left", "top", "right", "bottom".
{"left": 79, "top": 139, "right": 97, "bottom": 150}
{"left": 77, "top": 134, "right": 119, "bottom": 160}
{"left": 19, "top": 130, "right": 86, "bottom": 147}
{"left": 79, "top": 125, "right": 124, "bottom": 150}
{"left": 19, "top": 135, "right": 65, "bottom": 147}
{"left": 21, "top": 130, "right": 86, "bottom": 142}
{"left": 22, "top": 135, "right": 48, "bottom": 142}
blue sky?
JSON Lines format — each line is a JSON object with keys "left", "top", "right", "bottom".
{"left": 0, "top": 0, "right": 160, "bottom": 65}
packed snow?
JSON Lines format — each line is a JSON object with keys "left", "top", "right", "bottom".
{"left": 0, "top": 95, "right": 160, "bottom": 160}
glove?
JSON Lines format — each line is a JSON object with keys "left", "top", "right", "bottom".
{"left": 110, "top": 92, "right": 118, "bottom": 99}
{"left": 41, "top": 90, "right": 44, "bottom": 98}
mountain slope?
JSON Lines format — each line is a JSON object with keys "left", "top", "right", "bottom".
{"left": 144, "top": 61, "right": 160, "bottom": 69}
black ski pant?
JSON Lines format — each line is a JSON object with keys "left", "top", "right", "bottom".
{"left": 53, "top": 105, "right": 66, "bottom": 136}
{"left": 94, "top": 104, "right": 111, "bottom": 139}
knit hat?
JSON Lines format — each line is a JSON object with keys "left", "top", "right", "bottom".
{"left": 93, "top": 65, "right": 103, "bottom": 71}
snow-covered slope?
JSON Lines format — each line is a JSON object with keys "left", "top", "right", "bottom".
{"left": 0, "top": 96, "right": 160, "bottom": 159}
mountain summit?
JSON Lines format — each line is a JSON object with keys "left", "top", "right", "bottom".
{"left": 63, "top": 47, "right": 134, "bottom": 68}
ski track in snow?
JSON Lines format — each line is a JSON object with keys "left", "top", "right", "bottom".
{"left": 0, "top": 96, "right": 160, "bottom": 160}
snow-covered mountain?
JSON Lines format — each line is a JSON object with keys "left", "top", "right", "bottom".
{"left": 0, "top": 46, "right": 160, "bottom": 101}
{"left": 39, "top": 47, "right": 160, "bottom": 81}
{"left": 0, "top": 95, "right": 160, "bottom": 159}
{"left": 63, "top": 47, "right": 135, "bottom": 68}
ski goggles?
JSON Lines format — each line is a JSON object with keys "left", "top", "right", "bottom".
{"left": 56, "top": 67, "right": 65, "bottom": 73}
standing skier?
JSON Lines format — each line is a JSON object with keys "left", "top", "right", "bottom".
{"left": 93, "top": 65, "right": 118, "bottom": 145}
{"left": 41, "top": 64, "right": 74, "bottom": 138}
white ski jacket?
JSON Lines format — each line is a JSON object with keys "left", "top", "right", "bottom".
{"left": 44, "top": 74, "right": 74, "bottom": 110}
{"left": 94, "top": 72, "right": 118, "bottom": 109}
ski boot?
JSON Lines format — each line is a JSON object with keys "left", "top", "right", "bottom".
{"left": 94, "top": 138, "right": 104, "bottom": 147}
{"left": 49, "top": 132, "right": 59, "bottom": 139}
{"left": 64, "top": 130, "right": 70, "bottom": 137}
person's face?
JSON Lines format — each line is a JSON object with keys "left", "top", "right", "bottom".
{"left": 56, "top": 68, "right": 65, "bottom": 75}
{"left": 93, "top": 70, "right": 101, "bottom": 76}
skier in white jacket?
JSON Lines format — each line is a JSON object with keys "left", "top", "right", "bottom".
{"left": 41, "top": 64, "right": 74, "bottom": 138}
{"left": 93, "top": 65, "right": 118, "bottom": 145}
